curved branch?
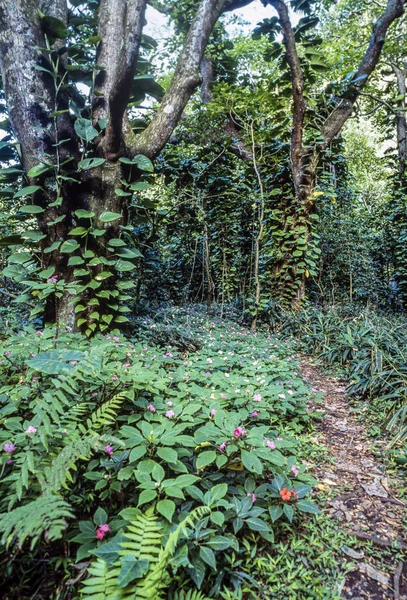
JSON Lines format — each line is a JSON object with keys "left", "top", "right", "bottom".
{"left": 322, "top": 0, "right": 406, "bottom": 146}
{"left": 131, "top": 0, "right": 228, "bottom": 159}
{"left": 94, "top": 0, "right": 147, "bottom": 159}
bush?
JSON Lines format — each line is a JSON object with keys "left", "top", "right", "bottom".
{"left": 0, "top": 310, "right": 318, "bottom": 598}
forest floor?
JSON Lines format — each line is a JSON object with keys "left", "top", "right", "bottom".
{"left": 301, "top": 358, "right": 407, "bottom": 600}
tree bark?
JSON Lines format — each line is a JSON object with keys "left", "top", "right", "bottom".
{"left": 392, "top": 61, "right": 407, "bottom": 176}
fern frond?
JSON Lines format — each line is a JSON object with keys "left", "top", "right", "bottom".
{"left": 85, "top": 391, "right": 133, "bottom": 431}
{"left": 170, "top": 590, "right": 210, "bottom": 600}
{"left": 81, "top": 558, "right": 125, "bottom": 600}
{"left": 119, "top": 505, "right": 163, "bottom": 564}
{"left": 39, "top": 435, "right": 100, "bottom": 494}
{"left": 138, "top": 506, "right": 211, "bottom": 598}
{"left": 0, "top": 494, "right": 73, "bottom": 548}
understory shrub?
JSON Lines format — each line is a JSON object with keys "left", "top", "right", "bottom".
{"left": 282, "top": 304, "right": 407, "bottom": 448}
{"left": 0, "top": 309, "right": 318, "bottom": 599}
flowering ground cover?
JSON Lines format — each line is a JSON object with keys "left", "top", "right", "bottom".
{"left": 0, "top": 308, "right": 358, "bottom": 598}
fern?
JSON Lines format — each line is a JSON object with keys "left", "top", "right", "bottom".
{"left": 170, "top": 591, "right": 210, "bottom": 600}
{"left": 0, "top": 494, "right": 73, "bottom": 548}
{"left": 81, "top": 506, "right": 210, "bottom": 600}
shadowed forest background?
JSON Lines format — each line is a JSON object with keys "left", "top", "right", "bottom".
{"left": 0, "top": 0, "right": 406, "bottom": 598}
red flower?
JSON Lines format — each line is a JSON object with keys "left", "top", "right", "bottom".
{"left": 280, "top": 487, "right": 292, "bottom": 502}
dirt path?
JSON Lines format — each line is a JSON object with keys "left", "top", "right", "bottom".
{"left": 301, "top": 359, "right": 407, "bottom": 600}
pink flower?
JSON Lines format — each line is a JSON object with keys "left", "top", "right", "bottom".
{"left": 95, "top": 524, "right": 110, "bottom": 540}
{"left": 251, "top": 410, "right": 259, "bottom": 418}
{"left": 104, "top": 445, "right": 114, "bottom": 457}
{"left": 205, "top": 371, "right": 211, "bottom": 377}
{"left": 47, "top": 275, "right": 59, "bottom": 283}
{"left": 210, "top": 408, "right": 217, "bottom": 416}
{"left": 112, "top": 374, "right": 118, "bottom": 381}
{"left": 166, "top": 401, "right": 173, "bottom": 407}
{"left": 25, "top": 426, "right": 37, "bottom": 434}
{"left": 220, "top": 394, "right": 227, "bottom": 399}
{"left": 265, "top": 438, "right": 275, "bottom": 450}
{"left": 291, "top": 465, "right": 299, "bottom": 476}
{"left": 219, "top": 442, "right": 227, "bottom": 451}
{"left": 253, "top": 393, "right": 262, "bottom": 402}
{"left": 3, "top": 443, "right": 15, "bottom": 453}
{"left": 70, "top": 360, "right": 77, "bottom": 365}
{"left": 6, "top": 459, "right": 13, "bottom": 465}
{"left": 233, "top": 426, "right": 247, "bottom": 438}
{"left": 35, "top": 330, "right": 43, "bottom": 336}
{"left": 123, "top": 363, "right": 131, "bottom": 368}
{"left": 4, "top": 351, "right": 10, "bottom": 356}
{"left": 91, "top": 392, "right": 98, "bottom": 397}
{"left": 247, "top": 492, "right": 257, "bottom": 503}
{"left": 165, "top": 410, "right": 175, "bottom": 419}
{"left": 147, "top": 404, "right": 156, "bottom": 413}
{"left": 113, "top": 336, "right": 120, "bottom": 342}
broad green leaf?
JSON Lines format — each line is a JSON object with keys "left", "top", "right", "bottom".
{"left": 156, "top": 499, "right": 175, "bottom": 522}
{"left": 19, "top": 204, "right": 44, "bottom": 214}
{"left": 60, "top": 240, "right": 80, "bottom": 253}
{"left": 196, "top": 450, "right": 216, "bottom": 470}
{"left": 99, "top": 211, "right": 122, "bottom": 223}
{"left": 78, "top": 158, "right": 105, "bottom": 170}
{"left": 13, "top": 186, "right": 42, "bottom": 198}
{"left": 74, "top": 118, "right": 98, "bottom": 143}
{"left": 241, "top": 449, "right": 263, "bottom": 474}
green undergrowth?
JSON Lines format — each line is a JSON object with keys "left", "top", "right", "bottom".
{"left": 0, "top": 306, "right": 354, "bottom": 599}
{"left": 282, "top": 304, "right": 407, "bottom": 463}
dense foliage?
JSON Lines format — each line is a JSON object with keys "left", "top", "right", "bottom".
{"left": 0, "top": 0, "right": 406, "bottom": 597}
{"left": 0, "top": 309, "right": 321, "bottom": 598}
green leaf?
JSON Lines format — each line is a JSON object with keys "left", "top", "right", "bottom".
{"left": 93, "top": 507, "right": 108, "bottom": 526}
{"left": 13, "top": 186, "right": 42, "bottom": 198}
{"left": 196, "top": 451, "right": 217, "bottom": 470}
{"left": 19, "top": 204, "right": 44, "bottom": 214}
{"left": 296, "top": 500, "right": 320, "bottom": 514}
{"left": 156, "top": 499, "right": 175, "bottom": 522}
{"left": 206, "top": 536, "right": 232, "bottom": 551}
{"left": 69, "top": 227, "right": 88, "bottom": 236}
{"left": 115, "top": 259, "right": 136, "bottom": 272}
{"left": 199, "top": 546, "right": 216, "bottom": 570}
{"left": 241, "top": 449, "right": 263, "bottom": 474}
{"left": 156, "top": 447, "right": 178, "bottom": 463}
{"left": 115, "top": 188, "right": 132, "bottom": 197}
{"left": 283, "top": 504, "right": 294, "bottom": 523}
{"left": 117, "top": 556, "right": 149, "bottom": 588}
{"left": 78, "top": 158, "right": 105, "bottom": 170}
{"left": 137, "top": 489, "right": 157, "bottom": 506}
{"left": 40, "top": 15, "right": 67, "bottom": 39}
{"left": 60, "top": 240, "right": 80, "bottom": 253}
{"left": 269, "top": 506, "right": 284, "bottom": 523}
{"left": 74, "top": 118, "right": 98, "bottom": 143}
{"left": 75, "top": 209, "right": 95, "bottom": 219}
{"left": 26, "top": 350, "right": 84, "bottom": 375}
{"left": 119, "top": 154, "right": 154, "bottom": 172}
{"left": 27, "top": 163, "right": 51, "bottom": 178}
{"left": 209, "top": 483, "right": 228, "bottom": 503}
{"left": 130, "top": 181, "right": 151, "bottom": 191}
{"left": 99, "top": 211, "right": 122, "bottom": 223}
{"left": 245, "top": 517, "right": 270, "bottom": 532}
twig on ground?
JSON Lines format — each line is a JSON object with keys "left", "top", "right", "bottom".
{"left": 394, "top": 561, "right": 404, "bottom": 600}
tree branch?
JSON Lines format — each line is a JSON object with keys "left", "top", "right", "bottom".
{"left": 131, "top": 0, "right": 229, "bottom": 159}
{"left": 94, "top": 0, "right": 147, "bottom": 159}
{"left": 322, "top": 0, "right": 406, "bottom": 146}
{"left": 267, "top": 0, "right": 305, "bottom": 198}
